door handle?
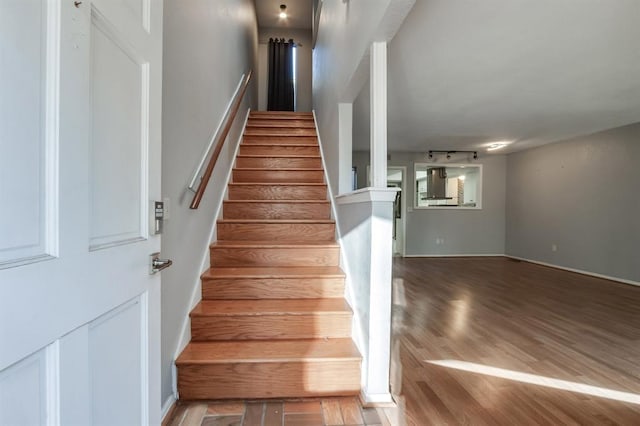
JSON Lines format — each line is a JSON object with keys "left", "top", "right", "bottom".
{"left": 150, "top": 253, "right": 173, "bottom": 274}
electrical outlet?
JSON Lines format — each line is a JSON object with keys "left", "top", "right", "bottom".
{"left": 551, "top": 244, "right": 557, "bottom": 252}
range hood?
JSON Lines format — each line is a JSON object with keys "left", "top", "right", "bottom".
{"left": 421, "top": 167, "right": 453, "bottom": 200}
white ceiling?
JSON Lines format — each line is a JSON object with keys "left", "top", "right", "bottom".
{"left": 255, "top": 0, "right": 313, "bottom": 30}
{"left": 354, "top": 0, "right": 640, "bottom": 154}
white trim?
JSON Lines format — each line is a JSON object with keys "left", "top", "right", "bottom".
{"left": 45, "top": 0, "right": 61, "bottom": 260}
{"left": 139, "top": 62, "right": 151, "bottom": 240}
{"left": 506, "top": 256, "right": 640, "bottom": 287}
{"left": 360, "top": 390, "right": 395, "bottom": 407}
{"left": 45, "top": 341, "right": 61, "bottom": 426}
{"left": 139, "top": 292, "right": 149, "bottom": 426}
{"left": 369, "top": 42, "right": 387, "bottom": 189}
{"left": 335, "top": 187, "right": 399, "bottom": 205}
{"left": 338, "top": 103, "right": 353, "bottom": 194}
{"left": 403, "top": 254, "right": 505, "bottom": 258}
{"left": 142, "top": 0, "right": 151, "bottom": 33}
{"left": 161, "top": 394, "right": 177, "bottom": 424}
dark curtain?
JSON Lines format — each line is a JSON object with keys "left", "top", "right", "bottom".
{"left": 267, "top": 38, "right": 295, "bottom": 111}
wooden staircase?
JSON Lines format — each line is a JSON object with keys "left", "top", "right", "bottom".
{"left": 176, "top": 111, "right": 361, "bottom": 400}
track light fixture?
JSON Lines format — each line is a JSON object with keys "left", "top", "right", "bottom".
{"left": 428, "top": 150, "right": 478, "bottom": 160}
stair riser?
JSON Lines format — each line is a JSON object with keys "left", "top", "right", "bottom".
{"left": 201, "top": 278, "right": 345, "bottom": 299}
{"left": 239, "top": 145, "right": 320, "bottom": 156}
{"left": 245, "top": 128, "right": 316, "bottom": 137}
{"left": 210, "top": 246, "right": 340, "bottom": 267}
{"left": 218, "top": 223, "right": 335, "bottom": 241}
{"left": 233, "top": 169, "right": 324, "bottom": 183}
{"left": 177, "top": 361, "right": 361, "bottom": 400}
{"left": 235, "top": 157, "right": 322, "bottom": 169}
{"left": 190, "top": 314, "right": 352, "bottom": 341}
{"left": 228, "top": 185, "right": 327, "bottom": 200}
{"left": 243, "top": 135, "right": 318, "bottom": 145}
{"left": 223, "top": 202, "right": 330, "bottom": 220}
{"left": 247, "top": 119, "right": 315, "bottom": 128}
{"left": 250, "top": 112, "right": 313, "bottom": 120}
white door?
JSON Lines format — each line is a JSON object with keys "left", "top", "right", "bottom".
{"left": 0, "top": 1, "right": 163, "bottom": 424}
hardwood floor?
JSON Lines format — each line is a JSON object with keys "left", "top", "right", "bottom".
{"left": 169, "top": 257, "right": 640, "bottom": 425}
{"left": 391, "top": 257, "right": 640, "bottom": 425}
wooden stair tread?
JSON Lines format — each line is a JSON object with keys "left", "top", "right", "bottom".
{"left": 236, "top": 154, "right": 321, "bottom": 158}
{"left": 241, "top": 143, "right": 318, "bottom": 147}
{"left": 224, "top": 200, "right": 329, "bottom": 204}
{"left": 244, "top": 129, "right": 315, "bottom": 134}
{"left": 191, "top": 299, "right": 351, "bottom": 316}
{"left": 218, "top": 219, "right": 334, "bottom": 224}
{"left": 212, "top": 240, "right": 338, "bottom": 247}
{"left": 177, "top": 110, "right": 360, "bottom": 399}
{"left": 247, "top": 123, "right": 316, "bottom": 128}
{"left": 233, "top": 167, "right": 324, "bottom": 171}
{"left": 229, "top": 182, "right": 326, "bottom": 186}
{"left": 203, "top": 266, "right": 345, "bottom": 279}
{"left": 176, "top": 338, "right": 360, "bottom": 364}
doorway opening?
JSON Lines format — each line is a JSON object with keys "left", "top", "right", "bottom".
{"left": 267, "top": 38, "right": 296, "bottom": 111}
{"left": 387, "top": 167, "right": 406, "bottom": 257}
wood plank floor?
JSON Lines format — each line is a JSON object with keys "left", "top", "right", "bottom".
{"left": 168, "top": 257, "right": 640, "bottom": 425}
{"left": 391, "top": 257, "right": 640, "bottom": 425}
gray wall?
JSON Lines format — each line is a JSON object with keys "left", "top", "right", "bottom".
{"left": 353, "top": 151, "right": 507, "bottom": 256}
{"left": 506, "top": 123, "right": 640, "bottom": 282}
{"left": 258, "top": 28, "right": 312, "bottom": 112}
{"left": 161, "top": 0, "right": 257, "bottom": 405}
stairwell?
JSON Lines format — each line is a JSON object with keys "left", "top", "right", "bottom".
{"left": 176, "top": 111, "right": 361, "bottom": 400}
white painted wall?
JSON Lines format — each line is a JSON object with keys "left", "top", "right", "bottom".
{"left": 506, "top": 122, "right": 640, "bottom": 283}
{"left": 353, "top": 151, "right": 507, "bottom": 256}
{"left": 313, "top": 0, "right": 393, "bottom": 195}
{"left": 335, "top": 189, "right": 398, "bottom": 404}
{"left": 161, "top": 0, "right": 258, "bottom": 405}
{"left": 257, "top": 27, "right": 312, "bottom": 112}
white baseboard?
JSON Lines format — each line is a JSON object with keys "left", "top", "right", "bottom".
{"left": 506, "top": 255, "right": 640, "bottom": 287}
{"left": 359, "top": 390, "right": 396, "bottom": 407}
{"left": 403, "top": 254, "right": 505, "bottom": 258}
{"left": 400, "top": 254, "right": 639, "bottom": 287}
{"left": 161, "top": 394, "right": 177, "bottom": 424}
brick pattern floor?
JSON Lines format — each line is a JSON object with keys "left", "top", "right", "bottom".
{"left": 165, "top": 397, "right": 397, "bottom": 426}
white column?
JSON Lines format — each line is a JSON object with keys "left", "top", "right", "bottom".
{"left": 338, "top": 103, "right": 353, "bottom": 194}
{"left": 365, "top": 195, "right": 396, "bottom": 403}
{"left": 369, "top": 42, "right": 387, "bottom": 189}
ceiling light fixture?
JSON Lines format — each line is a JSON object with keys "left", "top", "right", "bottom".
{"left": 428, "top": 150, "right": 478, "bottom": 160}
{"left": 279, "top": 4, "right": 287, "bottom": 19}
{"left": 486, "top": 141, "right": 511, "bottom": 151}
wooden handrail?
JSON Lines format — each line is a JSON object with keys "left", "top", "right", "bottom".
{"left": 190, "top": 70, "right": 252, "bottom": 209}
